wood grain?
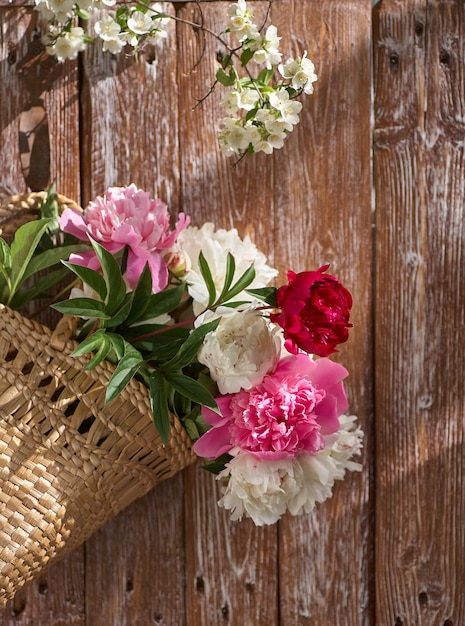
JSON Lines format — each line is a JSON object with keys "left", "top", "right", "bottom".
{"left": 0, "top": 7, "right": 79, "bottom": 199}
{"left": 273, "top": 1, "right": 374, "bottom": 625}
{"left": 177, "top": 4, "right": 279, "bottom": 625}
{"left": 0, "top": 8, "right": 83, "bottom": 621}
{"left": 374, "top": 1, "right": 465, "bottom": 624}
{"left": 80, "top": 3, "right": 180, "bottom": 210}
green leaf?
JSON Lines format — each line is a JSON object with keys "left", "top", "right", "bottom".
{"left": 106, "top": 333, "right": 126, "bottom": 360}
{"left": 105, "top": 348, "right": 144, "bottom": 404}
{"left": 9, "top": 219, "right": 51, "bottom": 297}
{"left": 71, "top": 330, "right": 107, "bottom": 356}
{"left": 89, "top": 239, "right": 126, "bottom": 313}
{"left": 202, "top": 454, "right": 232, "bottom": 475}
{"left": 164, "top": 318, "right": 220, "bottom": 370}
{"left": 61, "top": 261, "right": 107, "bottom": 301}
{"left": 123, "top": 262, "right": 152, "bottom": 325}
{"left": 162, "top": 371, "right": 219, "bottom": 411}
{"left": 75, "top": 5, "right": 90, "bottom": 19}
{"left": 103, "top": 293, "right": 134, "bottom": 328}
{"left": 38, "top": 184, "right": 60, "bottom": 233}
{"left": 84, "top": 334, "right": 111, "bottom": 370}
{"left": 52, "top": 297, "right": 110, "bottom": 319}
{"left": 219, "top": 265, "right": 256, "bottom": 304}
{"left": 149, "top": 370, "right": 171, "bottom": 444}
{"left": 257, "top": 67, "right": 274, "bottom": 85}
{"left": 216, "top": 67, "right": 236, "bottom": 87}
{"left": 22, "top": 245, "right": 88, "bottom": 282}
{"left": 216, "top": 252, "right": 236, "bottom": 304}
{"left": 240, "top": 47, "right": 254, "bottom": 66}
{"left": 198, "top": 251, "right": 217, "bottom": 308}
{"left": 0, "top": 238, "right": 12, "bottom": 271}
{"left": 245, "top": 107, "right": 259, "bottom": 123}
{"left": 245, "top": 286, "right": 277, "bottom": 307}
{"left": 8, "top": 267, "right": 70, "bottom": 309}
{"left": 142, "top": 284, "right": 185, "bottom": 321}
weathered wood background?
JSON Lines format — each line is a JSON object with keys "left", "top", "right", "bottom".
{"left": 0, "top": 0, "right": 463, "bottom": 624}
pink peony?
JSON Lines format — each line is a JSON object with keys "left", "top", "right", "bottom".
{"left": 194, "top": 353, "right": 348, "bottom": 461}
{"left": 59, "top": 184, "right": 189, "bottom": 293}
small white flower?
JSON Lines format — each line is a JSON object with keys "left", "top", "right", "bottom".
{"left": 253, "top": 139, "right": 274, "bottom": 155}
{"left": 269, "top": 89, "right": 302, "bottom": 125}
{"left": 278, "top": 51, "right": 318, "bottom": 94}
{"left": 218, "top": 118, "right": 251, "bottom": 153}
{"left": 236, "top": 88, "right": 260, "bottom": 111}
{"left": 242, "top": 123, "right": 262, "bottom": 146}
{"left": 94, "top": 15, "right": 121, "bottom": 41}
{"left": 227, "top": 0, "right": 259, "bottom": 41}
{"left": 48, "top": 27, "right": 87, "bottom": 61}
{"left": 220, "top": 90, "right": 241, "bottom": 115}
{"left": 34, "top": 1, "right": 56, "bottom": 21}
{"left": 146, "top": 29, "right": 168, "bottom": 46}
{"left": 45, "top": 0, "right": 75, "bottom": 17}
{"left": 127, "top": 10, "right": 153, "bottom": 35}
{"left": 250, "top": 25, "right": 282, "bottom": 69}
{"left": 101, "top": 36, "right": 125, "bottom": 54}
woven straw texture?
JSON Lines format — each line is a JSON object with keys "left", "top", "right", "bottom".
{"left": 0, "top": 195, "right": 196, "bottom": 606}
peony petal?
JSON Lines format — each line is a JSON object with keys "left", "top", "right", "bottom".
{"left": 59, "top": 208, "right": 89, "bottom": 240}
{"left": 314, "top": 393, "right": 340, "bottom": 435}
{"left": 125, "top": 250, "right": 168, "bottom": 293}
{"left": 193, "top": 423, "right": 232, "bottom": 459}
{"left": 112, "top": 223, "right": 143, "bottom": 247}
{"left": 308, "top": 358, "right": 349, "bottom": 392}
{"left": 68, "top": 250, "right": 101, "bottom": 270}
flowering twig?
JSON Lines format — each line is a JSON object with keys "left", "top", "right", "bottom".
{"left": 34, "top": 0, "right": 317, "bottom": 158}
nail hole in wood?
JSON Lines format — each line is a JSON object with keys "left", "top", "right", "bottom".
{"left": 440, "top": 50, "right": 450, "bottom": 65}
{"left": 7, "top": 51, "right": 16, "bottom": 65}
{"left": 12, "top": 595, "right": 26, "bottom": 616}
{"left": 195, "top": 576, "right": 205, "bottom": 593}
{"left": 221, "top": 602, "right": 229, "bottom": 619}
{"left": 415, "top": 21, "right": 424, "bottom": 36}
{"left": 395, "top": 618, "right": 404, "bottom": 626}
{"left": 419, "top": 591, "right": 428, "bottom": 606}
{"left": 126, "top": 578, "right": 134, "bottom": 593}
{"left": 443, "top": 620, "right": 453, "bottom": 626}
{"left": 153, "top": 611, "right": 163, "bottom": 624}
{"left": 38, "top": 579, "right": 48, "bottom": 595}
{"left": 245, "top": 579, "right": 255, "bottom": 593}
{"left": 389, "top": 53, "right": 399, "bottom": 69}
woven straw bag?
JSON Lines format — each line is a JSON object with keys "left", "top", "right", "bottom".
{"left": 0, "top": 194, "right": 196, "bottom": 606}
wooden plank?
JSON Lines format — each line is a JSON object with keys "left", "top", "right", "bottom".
{"left": 374, "top": 1, "right": 465, "bottom": 624}
{"left": 0, "top": 8, "right": 80, "bottom": 199}
{"left": 84, "top": 473, "right": 186, "bottom": 626}
{"left": 0, "top": 7, "right": 83, "bottom": 621}
{"left": 0, "top": 553, "right": 85, "bottom": 626}
{"left": 79, "top": 3, "right": 180, "bottom": 208}
{"left": 80, "top": 5, "right": 189, "bottom": 626}
{"left": 273, "top": 1, "right": 374, "bottom": 625}
{"left": 177, "top": 3, "right": 279, "bottom": 624}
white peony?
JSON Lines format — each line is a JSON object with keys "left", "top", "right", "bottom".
{"left": 177, "top": 222, "right": 278, "bottom": 315}
{"left": 217, "top": 415, "right": 363, "bottom": 525}
{"left": 198, "top": 308, "right": 282, "bottom": 394}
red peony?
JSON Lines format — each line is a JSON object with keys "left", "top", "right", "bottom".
{"left": 270, "top": 265, "right": 352, "bottom": 357}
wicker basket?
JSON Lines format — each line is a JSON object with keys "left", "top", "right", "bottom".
{"left": 0, "top": 194, "right": 196, "bottom": 606}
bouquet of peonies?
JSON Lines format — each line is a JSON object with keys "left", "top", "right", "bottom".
{"left": 33, "top": 0, "right": 317, "bottom": 158}
{"left": 0, "top": 185, "right": 362, "bottom": 526}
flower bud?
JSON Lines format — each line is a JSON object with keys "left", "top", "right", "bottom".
{"left": 164, "top": 250, "right": 191, "bottom": 277}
